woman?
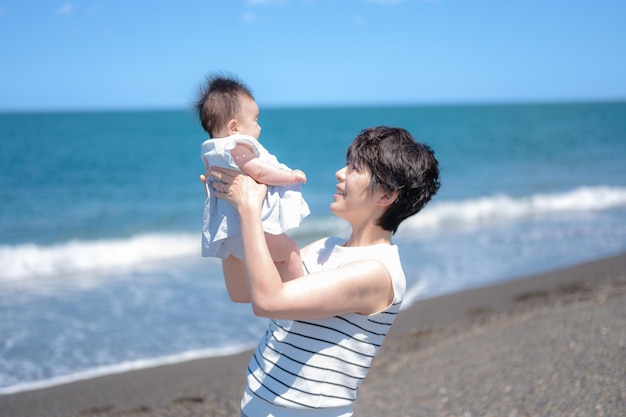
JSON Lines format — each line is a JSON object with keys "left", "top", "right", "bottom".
{"left": 203, "top": 126, "right": 440, "bottom": 417}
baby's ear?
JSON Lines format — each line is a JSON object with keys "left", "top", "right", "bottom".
{"left": 227, "top": 119, "right": 239, "bottom": 134}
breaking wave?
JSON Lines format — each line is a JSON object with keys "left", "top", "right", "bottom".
{"left": 2, "top": 186, "right": 625, "bottom": 282}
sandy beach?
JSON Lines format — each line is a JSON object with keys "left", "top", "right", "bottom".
{"left": 1, "top": 253, "right": 625, "bottom": 417}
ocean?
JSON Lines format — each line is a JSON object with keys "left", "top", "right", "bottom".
{"left": 1, "top": 102, "right": 625, "bottom": 395}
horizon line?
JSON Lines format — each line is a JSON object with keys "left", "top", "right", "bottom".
{"left": 1, "top": 97, "right": 625, "bottom": 114}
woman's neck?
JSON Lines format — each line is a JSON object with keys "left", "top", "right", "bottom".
{"left": 344, "top": 224, "right": 392, "bottom": 247}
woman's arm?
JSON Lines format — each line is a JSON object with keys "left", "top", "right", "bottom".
{"left": 210, "top": 168, "right": 393, "bottom": 321}
{"left": 231, "top": 144, "right": 306, "bottom": 186}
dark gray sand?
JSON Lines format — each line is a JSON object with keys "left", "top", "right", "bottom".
{"left": 2, "top": 253, "right": 625, "bottom": 417}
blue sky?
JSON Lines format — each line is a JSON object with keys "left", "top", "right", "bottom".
{"left": 1, "top": 0, "right": 625, "bottom": 111}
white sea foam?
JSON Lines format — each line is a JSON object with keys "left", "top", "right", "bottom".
{"left": 0, "top": 233, "right": 199, "bottom": 282}
{"left": 402, "top": 186, "right": 626, "bottom": 232}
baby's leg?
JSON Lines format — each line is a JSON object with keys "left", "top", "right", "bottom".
{"left": 264, "top": 233, "right": 304, "bottom": 281}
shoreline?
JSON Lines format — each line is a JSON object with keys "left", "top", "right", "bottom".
{"left": 1, "top": 252, "right": 625, "bottom": 417}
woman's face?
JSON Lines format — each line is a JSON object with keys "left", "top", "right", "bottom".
{"left": 330, "top": 162, "right": 377, "bottom": 222}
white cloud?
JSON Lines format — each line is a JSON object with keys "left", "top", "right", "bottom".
{"left": 88, "top": 4, "right": 103, "bottom": 15}
{"left": 246, "top": 0, "right": 288, "bottom": 5}
{"left": 366, "top": 0, "right": 440, "bottom": 4}
{"left": 241, "top": 13, "right": 269, "bottom": 24}
{"left": 242, "top": 12, "right": 257, "bottom": 23}
{"left": 366, "top": 0, "right": 405, "bottom": 4}
{"left": 56, "top": 3, "right": 75, "bottom": 15}
{"left": 352, "top": 15, "right": 367, "bottom": 26}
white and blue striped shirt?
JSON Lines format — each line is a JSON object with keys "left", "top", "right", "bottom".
{"left": 241, "top": 237, "right": 406, "bottom": 417}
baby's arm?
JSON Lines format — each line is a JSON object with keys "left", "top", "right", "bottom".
{"left": 231, "top": 144, "right": 306, "bottom": 186}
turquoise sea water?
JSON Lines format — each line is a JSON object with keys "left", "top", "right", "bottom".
{"left": 1, "top": 102, "right": 626, "bottom": 394}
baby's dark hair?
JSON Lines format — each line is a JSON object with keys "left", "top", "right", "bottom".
{"left": 194, "top": 74, "right": 254, "bottom": 137}
{"left": 346, "top": 126, "right": 441, "bottom": 234}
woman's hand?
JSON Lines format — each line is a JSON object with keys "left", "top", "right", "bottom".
{"left": 209, "top": 167, "right": 267, "bottom": 213}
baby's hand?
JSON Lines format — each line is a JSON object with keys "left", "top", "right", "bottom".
{"left": 293, "top": 169, "right": 307, "bottom": 184}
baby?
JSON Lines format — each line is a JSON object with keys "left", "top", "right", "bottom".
{"left": 195, "top": 74, "right": 310, "bottom": 281}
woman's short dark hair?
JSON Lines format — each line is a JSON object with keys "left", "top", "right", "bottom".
{"left": 346, "top": 126, "right": 441, "bottom": 234}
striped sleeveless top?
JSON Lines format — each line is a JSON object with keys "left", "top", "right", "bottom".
{"left": 241, "top": 237, "right": 406, "bottom": 416}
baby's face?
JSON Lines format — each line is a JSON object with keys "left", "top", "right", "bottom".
{"left": 236, "top": 94, "right": 261, "bottom": 139}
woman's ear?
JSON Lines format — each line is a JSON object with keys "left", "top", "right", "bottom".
{"left": 226, "top": 119, "right": 239, "bottom": 135}
{"left": 377, "top": 190, "right": 398, "bottom": 208}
